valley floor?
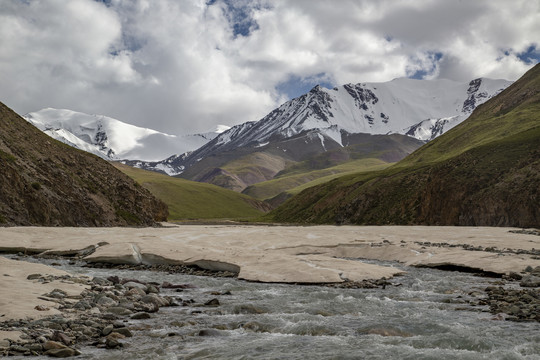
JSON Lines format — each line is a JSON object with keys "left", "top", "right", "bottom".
{"left": 1, "top": 225, "right": 539, "bottom": 316}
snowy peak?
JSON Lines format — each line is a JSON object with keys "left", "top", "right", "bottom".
{"left": 191, "top": 76, "right": 511, "bottom": 161}
{"left": 24, "top": 108, "right": 220, "bottom": 162}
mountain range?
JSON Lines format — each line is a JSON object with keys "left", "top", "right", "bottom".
{"left": 3, "top": 63, "right": 537, "bottom": 226}
{"left": 171, "top": 77, "right": 510, "bottom": 195}
{"left": 21, "top": 75, "right": 514, "bottom": 210}
{"left": 270, "top": 64, "right": 540, "bottom": 227}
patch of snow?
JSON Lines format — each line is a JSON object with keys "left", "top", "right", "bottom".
{"left": 255, "top": 141, "right": 269, "bottom": 148}
{"left": 317, "top": 133, "right": 327, "bottom": 151}
{"left": 215, "top": 124, "right": 231, "bottom": 133}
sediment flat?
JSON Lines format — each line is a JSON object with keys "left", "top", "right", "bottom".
{"left": 1, "top": 225, "right": 539, "bottom": 282}
{"left": 1, "top": 225, "right": 539, "bottom": 332}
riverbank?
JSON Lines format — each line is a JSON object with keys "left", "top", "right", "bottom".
{"left": 1, "top": 225, "right": 539, "bottom": 282}
{"left": 1, "top": 225, "right": 539, "bottom": 356}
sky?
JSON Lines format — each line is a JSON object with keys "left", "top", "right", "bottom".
{"left": 0, "top": 0, "right": 539, "bottom": 135}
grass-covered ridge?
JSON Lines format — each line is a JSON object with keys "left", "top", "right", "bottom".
{"left": 269, "top": 64, "right": 540, "bottom": 227}
{"left": 114, "top": 163, "right": 267, "bottom": 220}
{"left": 243, "top": 157, "right": 391, "bottom": 200}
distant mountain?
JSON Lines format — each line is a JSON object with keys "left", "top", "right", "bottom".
{"left": 25, "top": 77, "right": 511, "bottom": 197}
{"left": 24, "top": 108, "right": 226, "bottom": 163}
{"left": 269, "top": 64, "right": 540, "bottom": 227}
{"left": 0, "top": 102, "right": 168, "bottom": 226}
{"left": 164, "top": 77, "right": 510, "bottom": 192}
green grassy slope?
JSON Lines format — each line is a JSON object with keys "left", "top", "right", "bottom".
{"left": 114, "top": 163, "right": 266, "bottom": 220}
{"left": 243, "top": 158, "right": 391, "bottom": 200}
{"left": 269, "top": 64, "right": 540, "bottom": 227}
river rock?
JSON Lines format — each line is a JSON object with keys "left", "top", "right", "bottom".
{"left": 46, "top": 289, "right": 68, "bottom": 299}
{"left": 92, "top": 277, "right": 112, "bottom": 286}
{"left": 96, "top": 296, "right": 117, "bottom": 307}
{"left": 27, "top": 273, "right": 42, "bottom": 280}
{"left": 105, "top": 337, "right": 121, "bottom": 349}
{"left": 140, "top": 294, "right": 170, "bottom": 308}
{"left": 51, "top": 331, "right": 72, "bottom": 346}
{"left": 43, "top": 341, "right": 66, "bottom": 350}
{"left": 44, "top": 347, "right": 81, "bottom": 357}
{"left": 112, "top": 327, "right": 132, "bottom": 337}
{"left": 106, "top": 307, "right": 132, "bottom": 316}
{"left": 131, "top": 312, "right": 151, "bottom": 320}
{"left": 204, "top": 298, "right": 220, "bottom": 307}
{"left": 123, "top": 282, "right": 147, "bottom": 291}
{"left": 0, "top": 339, "right": 10, "bottom": 350}
{"left": 520, "top": 275, "right": 540, "bottom": 287}
{"left": 9, "top": 344, "right": 28, "bottom": 353}
{"left": 26, "top": 343, "right": 43, "bottom": 352}
{"left": 125, "top": 287, "right": 146, "bottom": 298}
{"left": 106, "top": 276, "right": 120, "bottom": 284}
{"left": 101, "top": 325, "right": 114, "bottom": 336}
{"left": 73, "top": 300, "right": 92, "bottom": 311}
{"left": 133, "top": 301, "right": 159, "bottom": 313}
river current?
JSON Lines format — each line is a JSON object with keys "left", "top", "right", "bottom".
{"left": 14, "top": 257, "right": 540, "bottom": 359}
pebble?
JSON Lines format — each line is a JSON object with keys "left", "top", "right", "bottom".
{"left": 0, "top": 339, "right": 10, "bottom": 350}
{"left": 520, "top": 275, "right": 540, "bottom": 287}
{"left": 101, "top": 324, "right": 114, "bottom": 336}
{"left": 204, "top": 298, "right": 220, "bottom": 307}
{"left": 44, "top": 347, "right": 81, "bottom": 357}
{"left": 112, "top": 327, "right": 133, "bottom": 337}
{"left": 131, "top": 312, "right": 152, "bottom": 320}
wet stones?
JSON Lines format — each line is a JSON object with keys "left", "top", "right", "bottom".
{"left": 520, "top": 275, "right": 540, "bottom": 288}
{"left": 130, "top": 312, "right": 151, "bottom": 320}
{"left": 324, "top": 278, "right": 394, "bottom": 289}
{"left": 484, "top": 286, "right": 540, "bottom": 322}
{"left": 204, "top": 298, "right": 220, "bottom": 307}
{"left": 0, "top": 274, "right": 182, "bottom": 357}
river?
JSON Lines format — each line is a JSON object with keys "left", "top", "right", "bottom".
{"left": 13, "top": 256, "right": 540, "bottom": 360}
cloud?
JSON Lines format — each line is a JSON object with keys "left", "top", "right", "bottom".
{"left": 0, "top": 0, "right": 538, "bottom": 135}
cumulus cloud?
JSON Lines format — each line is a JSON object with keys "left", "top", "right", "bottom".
{"left": 0, "top": 0, "right": 538, "bottom": 134}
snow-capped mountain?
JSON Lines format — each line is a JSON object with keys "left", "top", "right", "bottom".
{"left": 173, "top": 77, "right": 511, "bottom": 173}
{"left": 221, "top": 77, "right": 510, "bottom": 146}
{"left": 24, "top": 108, "right": 225, "bottom": 162}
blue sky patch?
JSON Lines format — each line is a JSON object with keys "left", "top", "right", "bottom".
{"left": 517, "top": 44, "right": 540, "bottom": 64}
{"left": 276, "top": 74, "right": 334, "bottom": 100}
{"left": 408, "top": 52, "right": 443, "bottom": 79}
{"left": 207, "top": 0, "right": 264, "bottom": 38}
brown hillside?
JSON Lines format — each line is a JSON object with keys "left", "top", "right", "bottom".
{"left": 0, "top": 102, "right": 168, "bottom": 226}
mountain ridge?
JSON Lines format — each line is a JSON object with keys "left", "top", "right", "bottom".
{"left": 269, "top": 64, "right": 540, "bottom": 227}
{"left": 24, "top": 108, "right": 227, "bottom": 164}
{"left": 166, "top": 76, "right": 509, "bottom": 194}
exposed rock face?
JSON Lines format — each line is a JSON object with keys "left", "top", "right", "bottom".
{"left": 0, "top": 101, "right": 168, "bottom": 226}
